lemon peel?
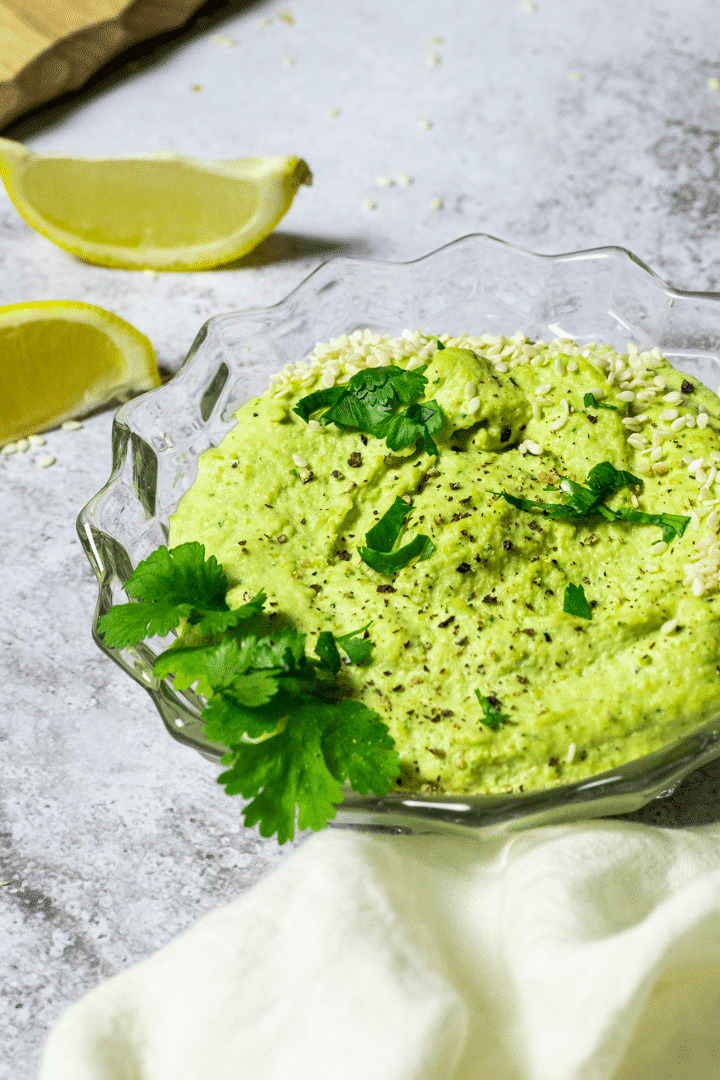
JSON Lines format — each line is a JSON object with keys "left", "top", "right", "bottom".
{"left": 0, "top": 301, "right": 159, "bottom": 444}
{"left": 0, "top": 139, "right": 312, "bottom": 271}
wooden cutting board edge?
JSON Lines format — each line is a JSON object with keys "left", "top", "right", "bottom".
{"left": 0, "top": 0, "right": 209, "bottom": 130}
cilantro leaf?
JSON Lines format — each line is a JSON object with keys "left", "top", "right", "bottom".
{"left": 583, "top": 392, "right": 617, "bottom": 411}
{"left": 315, "top": 631, "right": 342, "bottom": 673}
{"left": 563, "top": 583, "right": 592, "bottom": 619}
{"left": 99, "top": 543, "right": 400, "bottom": 844}
{"left": 359, "top": 496, "right": 436, "bottom": 573}
{"left": 292, "top": 386, "right": 345, "bottom": 423}
{"left": 335, "top": 624, "right": 373, "bottom": 665}
{"left": 358, "top": 534, "right": 436, "bottom": 574}
{"left": 315, "top": 625, "right": 374, "bottom": 672}
{"left": 475, "top": 690, "right": 509, "bottom": 730}
{"left": 217, "top": 698, "right": 397, "bottom": 844}
{"left": 377, "top": 399, "right": 443, "bottom": 456}
{"left": 435, "top": 339, "right": 445, "bottom": 350}
{"left": 365, "top": 496, "right": 412, "bottom": 552}
{"left": 294, "top": 364, "right": 442, "bottom": 456}
{"left": 500, "top": 461, "right": 688, "bottom": 545}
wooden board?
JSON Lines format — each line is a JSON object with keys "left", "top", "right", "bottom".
{"left": 0, "top": 0, "right": 207, "bottom": 128}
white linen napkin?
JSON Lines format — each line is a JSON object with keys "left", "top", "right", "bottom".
{"left": 40, "top": 820, "right": 720, "bottom": 1080}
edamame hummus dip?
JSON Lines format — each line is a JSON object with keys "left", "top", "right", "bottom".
{"left": 170, "top": 330, "right": 720, "bottom": 795}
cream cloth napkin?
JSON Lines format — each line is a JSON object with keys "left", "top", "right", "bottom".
{"left": 40, "top": 821, "right": 720, "bottom": 1080}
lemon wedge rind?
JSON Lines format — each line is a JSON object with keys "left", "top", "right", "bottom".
{"left": 0, "top": 139, "right": 312, "bottom": 271}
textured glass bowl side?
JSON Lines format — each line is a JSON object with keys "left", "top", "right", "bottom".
{"left": 78, "top": 233, "right": 720, "bottom": 836}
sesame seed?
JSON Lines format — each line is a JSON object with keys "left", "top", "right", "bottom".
{"left": 635, "top": 388, "right": 657, "bottom": 401}
{"left": 685, "top": 415, "right": 696, "bottom": 428}
{"left": 464, "top": 381, "right": 477, "bottom": 400}
{"left": 292, "top": 454, "right": 308, "bottom": 468}
{"left": 554, "top": 357, "right": 565, "bottom": 375}
{"left": 650, "top": 540, "right": 668, "bottom": 556}
{"left": 653, "top": 462, "right": 670, "bottom": 476}
{"left": 466, "top": 396, "right": 480, "bottom": 414}
{"left": 532, "top": 402, "right": 543, "bottom": 420}
{"left": 663, "top": 391, "right": 683, "bottom": 404}
{"left": 362, "top": 197, "right": 377, "bottom": 211}
{"left": 495, "top": 362, "right": 508, "bottom": 373}
{"left": 650, "top": 446, "right": 664, "bottom": 461}
{"left": 28, "top": 434, "right": 45, "bottom": 446}
{"left": 707, "top": 511, "right": 719, "bottom": 532}
{"left": 525, "top": 440, "right": 543, "bottom": 456}
{"left": 536, "top": 383, "right": 553, "bottom": 395}
{"left": 661, "top": 618, "right": 678, "bottom": 634}
{"left": 617, "top": 390, "right": 635, "bottom": 402}
{"left": 692, "top": 577, "right": 706, "bottom": 597}
{"left": 38, "top": 453, "right": 56, "bottom": 468}
{"left": 696, "top": 469, "right": 708, "bottom": 485}
{"left": 566, "top": 742, "right": 576, "bottom": 763}
{"left": 377, "top": 175, "right": 394, "bottom": 187}
{"left": 659, "top": 409, "right": 678, "bottom": 421}
{"left": 698, "top": 412, "right": 710, "bottom": 429}
{"left": 550, "top": 416, "right": 567, "bottom": 431}
{"left": 670, "top": 416, "right": 686, "bottom": 432}
{"left": 1, "top": 442, "right": 18, "bottom": 455}
{"left": 687, "top": 458, "right": 704, "bottom": 474}
{"left": 308, "top": 419, "right": 322, "bottom": 431}
{"left": 567, "top": 360, "right": 578, "bottom": 372}
{"left": 16, "top": 438, "right": 30, "bottom": 452}
{"left": 397, "top": 173, "right": 413, "bottom": 185}
{"left": 627, "top": 433, "right": 648, "bottom": 448}
{"left": 429, "top": 197, "right": 444, "bottom": 210}
{"left": 588, "top": 387, "right": 605, "bottom": 398}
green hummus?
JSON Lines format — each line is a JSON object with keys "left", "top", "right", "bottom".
{"left": 170, "top": 330, "right": 720, "bottom": 795}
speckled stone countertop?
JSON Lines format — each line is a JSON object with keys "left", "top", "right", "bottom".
{"left": 3, "top": 1, "right": 720, "bottom": 1074}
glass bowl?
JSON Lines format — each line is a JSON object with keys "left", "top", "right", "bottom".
{"left": 78, "top": 233, "right": 720, "bottom": 837}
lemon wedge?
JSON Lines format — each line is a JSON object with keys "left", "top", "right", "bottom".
{"left": 0, "top": 139, "right": 312, "bottom": 271}
{"left": 0, "top": 301, "right": 159, "bottom": 444}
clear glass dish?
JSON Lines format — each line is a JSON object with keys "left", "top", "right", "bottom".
{"left": 78, "top": 233, "right": 720, "bottom": 837}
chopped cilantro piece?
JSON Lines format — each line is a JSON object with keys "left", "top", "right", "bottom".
{"left": 583, "top": 392, "right": 617, "bottom": 411}
{"left": 99, "top": 543, "right": 398, "bottom": 843}
{"left": 294, "top": 364, "right": 442, "bottom": 456}
{"left": 359, "top": 496, "right": 436, "bottom": 574}
{"left": 500, "top": 461, "right": 688, "bottom": 545}
{"left": 474, "top": 690, "right": 509, "bottom": 729}
{"left": 563, "top": 583, "right": 592, "bottom": 619}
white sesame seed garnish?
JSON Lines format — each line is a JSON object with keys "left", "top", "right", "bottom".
{"left": 707, "top": 511, "right": 720, "bottom": 532}
{"left": 38, "top": 453, "right": 56, "bottom": 468}
{"left": 397, "top": 173, "right": 413, "bottom": 185}
{"left": 376, "top": 175, "right": 394, "bottom": 188}
{"left": 550, "top": 416, "right": 567, "bottom": 431}
{"left": 406, "top": 357, "right": 424, "bottom": 370}
{"left": 698, "top": 412, "right": 710, "bottom": 429}
{"left": 617, "top": 390, "right": 635, "bottom": 402}
{"left": 685, "top": 415, "right": 696, "bottom": 428}
{"left": 663, "top": 391, "right": 683, "bottom": 404}
{"left": 653, "top": 462, "right": 670, "bottom": 476}
{"left": 362, "top": 197, "right": 377, "bottom": 211}
{"left": 1, "top": 442, "right": 18, "bottom": 455}
{"left": 292, "top": 454, "right": 308, "bottom": 468}
{"left": 429, "top": 197, "right": 444, "bottom": 210}
{"left": 687, "top": 458, "right": 704, "bottom": 474}
{"left": 464, "top": 381, "right": 477, "bottom": 401}
{"left": 696, "top": 469, "right": 708, "bottom": 485}
{"left": 670, "top": 416, "right": 687, "bottom": 432}
{"left": 622, "top": 418, "right": 642, "bottom": 429}
{"left": 532, "top": 402, "right": 543, "bottom": 420}
{"left": 659, "top": 409, "right": 679, "bottom": 421}
{"left": 692, "top": 577, "right": 706, "bottom": 597}
{"left": 495, "top": 362, "right": 508, "bottom": 373}
{"left": 627, "top": 433, "right": 648, "bottom": 448}
{"left": 588, "top": 387, "right": 605, "bottom": 399}
{"left": 567, "top": 360, "right": 578, "bottom": 372}
{"left": 536, "top": 383, "right": 553, "bottom": 396}
{"left": 661, "top": 618, "right": 678, "bottom": 634}
{"left": 524, "top": 440, "right": 543, "bottom": 456}
{"left": 308, "top": 419, "right": 322, "bottom": 431}
{"left": 554, "top": 357, "right": 565, "bottom": 375}
{"left": 650, "top": 540, "right": 668, "bottom": 556}
{"left": 653, "top": 376, "right": 666, "bottom": 388}
{"left": 16, "top": 438, "right": 30, "bottom": 452}
{"left": 566, "top": 742, "right": 576, "bottom": 764}
{"left": 466, "top": 396, "right": 480, "bottom": 415}
{"left": 28, "top": 434, "right": 46, "bottom": 446}
{"left": 650, "top": 446, "right": 665, "bottom": 461}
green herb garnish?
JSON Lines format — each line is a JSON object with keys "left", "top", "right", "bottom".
{"left": 358, "top": 496, "right": 436, "bottom": 574}
{"left": 99, "top": 542, "right": 398, "bottom": 844}
{"left": 294, "top": 365, "right": 443, "bottom": 455}
{"left": 500, "top": 461, "right": 690, "bottom": 545}
{"left": 583, "top": 392, "right": 618, "bottom": 411}
{"left": 474, "top": 690, "right": 509, "bottom": 729}
{"left": 563, "top": 583, "right": 592, "bottom": 619}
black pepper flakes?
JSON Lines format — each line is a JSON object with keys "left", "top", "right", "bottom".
{"left": 360, "top": 433, "right": 368, "bottom": 445}
{"left": 348, "top": 452, "right": 363, "bottom": 468}
{"left": 502, "top": 540, "right": 513, "bottom": 551}
{"left": 336, "top": 549, "right": 351, "bottom": 561}
{"left": 331, "top": 470, "right": 344, "bottom": 480}
{"left": 377, "top": 584, "right": 396, "bottom": 593}
{"left": 449, "top": 482, "right": 461, "bottom": 490}
{"left": 681, "top": 379, "right": 695, "bottom": 394}
{"left": 438, "top": 615, "right": 455, "bottom": 628}
{"left": 501, "top": 426, "right": 512, "bottom": 443}
{"left": 456, "top": 562, "right": 471, "bottom": 574}
{"left": 276, "top": 534, "right": 288, "bottom": 544}
{"left": 482, "top": 594, "right": 498, "bottom": 604}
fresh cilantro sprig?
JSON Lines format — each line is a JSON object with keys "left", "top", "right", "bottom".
{"left": 499, "top": 461, "right": 690, "bottom": 545}
{"left": 358, "top": 496, "right": 436, "bottom": 574}
{"left": 474, "top": 690, "right": 509, "bottom": 730}
{"left": 294, "top": 365, "right": 444, "bottom": 455}
{"left": 583, "top": 392, "right": 617, "bottom": 411}
{"left": 98, "top": 543, "right": 399, "bottom": 843}
{"left": 563, "top": 583, "right": 592, "bottom": 619}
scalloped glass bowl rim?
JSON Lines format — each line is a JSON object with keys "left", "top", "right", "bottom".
{"left": 78, "top": 232, "right": 720, "bottom": 836}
